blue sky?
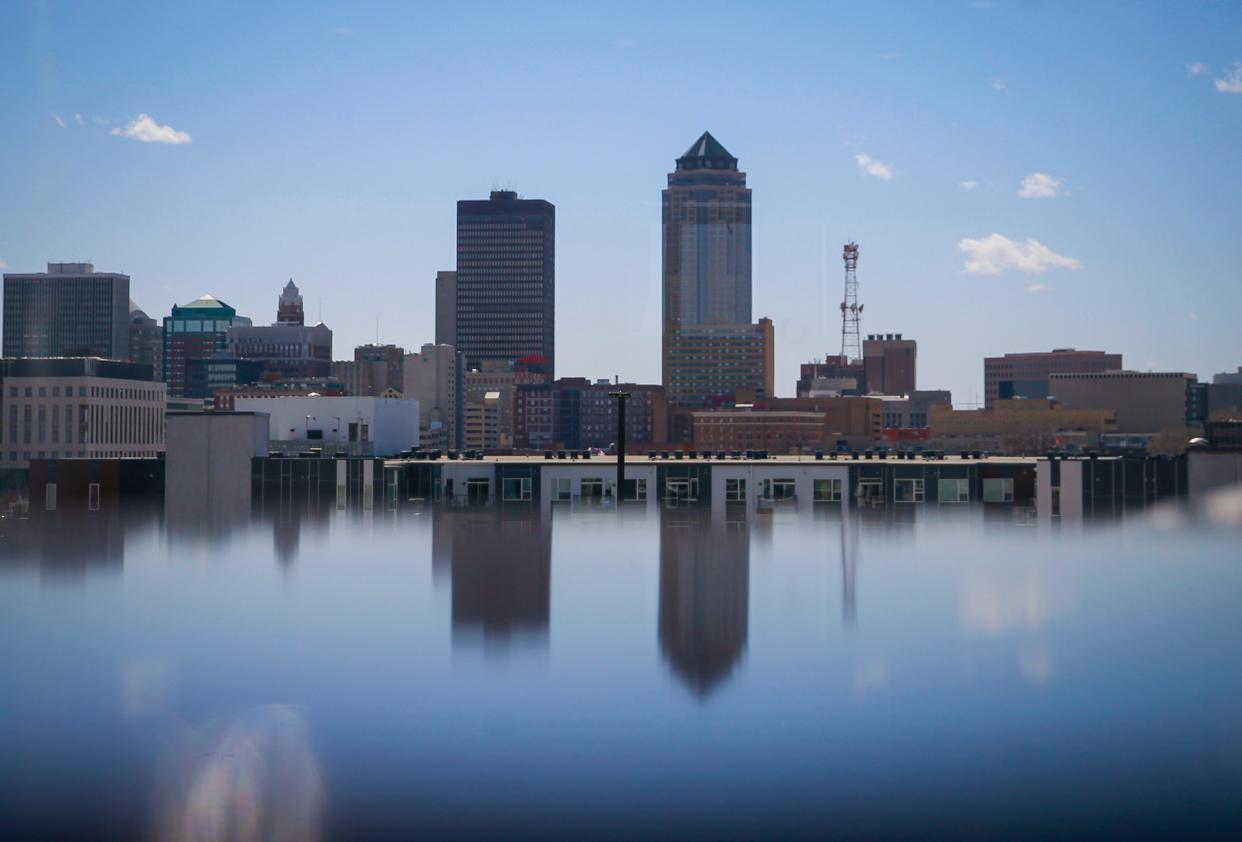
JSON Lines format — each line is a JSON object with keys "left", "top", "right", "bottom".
{"left": 1, "top": 0, "right": 1239, "bottom": 405}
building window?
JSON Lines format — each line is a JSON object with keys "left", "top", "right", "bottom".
{"left": 895, "top": 478, "right": 925, "bottom": 503}
{"left": 983, "top": 477, "right": 1014, "bottom": 503}
{"left": 665, "top": 478, "right": 697, "bottom": 502}
{"left": 580, "top": 479, "right": 604, "bottom": 503}
{"left": 813, "top": 478, "right": 842, "bottom": 502}
{"left": 725, "top": 477, "right": 746, "bottom": 502}
{"left": 502, "top": 477, "right": 532, "bottom": 501}
{"left": 856, "top": 480, "right": 883, "bottom": 504}
{"left": 622, "top": 477, "right": 647, "bottom": 501}
{"left": 937, "top": 478, "right": 969, "bottom": 503}
{"left": 553, "top": 477, "right": 571, "bottom": 502}
{"left": 88, "top": 483, "right": 100, "bottom": 511}
{"left": 45, "top": 483, "right": 57, "bottom": 511}
{"left": 767, "top": 479, "right": 796, "bottom": 501}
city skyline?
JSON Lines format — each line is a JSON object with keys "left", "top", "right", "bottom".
{"left": 1, "top": 1, "right": 1240, "bottom": 405}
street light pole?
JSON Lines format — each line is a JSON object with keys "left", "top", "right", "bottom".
{"left": 609, "top": 391, "right": 630, "bottom": 506}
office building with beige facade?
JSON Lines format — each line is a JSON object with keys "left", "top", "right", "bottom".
{"left": 928, "top": 399, "right": 1117, "bottom": 453}
{"left": 1, "top": 358, "right": 166, "bottom": 468}
{"left": 1048, "top": 370, "right": 1199, "bottom": 435}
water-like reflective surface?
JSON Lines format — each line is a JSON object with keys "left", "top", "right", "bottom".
{"left": 2, "top": 505, "right": 1241, "bottom": 839}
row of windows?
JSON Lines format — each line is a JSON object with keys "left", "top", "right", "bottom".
{"left": 7, "top": 384, "right": 161, "bottom": 401}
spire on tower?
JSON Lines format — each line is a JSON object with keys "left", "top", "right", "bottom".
{"left": 277, "top": 278, "right": 305, "bottom": 326}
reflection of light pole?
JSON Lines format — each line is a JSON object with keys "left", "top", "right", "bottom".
{"left": 609, "top": 391, "right": 630, "bottom": 505}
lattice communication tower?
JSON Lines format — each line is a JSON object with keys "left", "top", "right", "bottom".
{"left": 839, "top": 241, "right": 863, "bottom": 361}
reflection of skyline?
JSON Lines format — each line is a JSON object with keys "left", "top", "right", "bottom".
{"left": 0, "top": 504, "right": 160, "bottom": 582}
{"left": 434, "top": 507, "right": 552, "bottom": 649}
{"left": 659, "top": 508, "right": 750, "bottom": 699}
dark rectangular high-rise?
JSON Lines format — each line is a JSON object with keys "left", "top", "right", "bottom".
{"left": 435, "top": 270, "right": 457, "bottom": 346}
{"left": 3, "top": 262, "right": 129, "bottom": 360}
{"left": 455, "top": 191, "right": 555, "bottom": 378}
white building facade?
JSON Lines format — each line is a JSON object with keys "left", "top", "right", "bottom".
{"left": 233, "top": 395, "right": 418, "bottom": 456}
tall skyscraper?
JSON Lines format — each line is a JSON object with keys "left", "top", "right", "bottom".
{"left": 662, "top": 132, "right": 752, "bottom": 333}
{"left": 435, "top": 270, "right": 457, "bottom": 346}
{"left": 3, "top": 262, "right": 129, "bottom": 360}
{"left": 456, "top": 191, "right": 555, "bottom": 377}
{"left": 661, "top": 132, "right": 771, "bottom": 433}
{"left": 984, "top": 349, "right": 1123, "bottom": 409}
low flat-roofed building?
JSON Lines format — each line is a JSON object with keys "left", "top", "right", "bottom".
{"left": 763, "top": 396, "right": 884, "bottom": 444}
{"left": 692, "top": 409, "right": 826, "bottom": 454}
{"left": 211, "top": 379, "right": 346, "bottom": 410}
{"left": 233, "top": 394, "right": 418, "bottom": 456}
{"left": 1049, "top": 370, "right": 1197, "bottom": 435}
{"left": 876, "top": 390, "right": 952, "bottom": 430}
{"left": 796, "top": 355, "right": 863, "bottom": 397}
{"left": 1, "top": 357, "right": 166, "bottom": 468}
{"left": 929, "top": 398, "right": 1116, "bottom": 453}
{"left": 984, "top": 348, "right": 1123, "bottom": 409}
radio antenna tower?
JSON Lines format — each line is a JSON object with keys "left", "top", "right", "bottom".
{"left": 839, "top": 241, "right": 863, "bottom": 361}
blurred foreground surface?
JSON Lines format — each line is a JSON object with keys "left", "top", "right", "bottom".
{"left": 1, "top": 504, "right": 1240, "bottom": 840}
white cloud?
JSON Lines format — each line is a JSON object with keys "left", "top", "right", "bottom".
{"left": 331, "top": 26, "right": 356, "bottom": 36}
{"left": 989, "top": 77, "right": 1007, "bottom": 92}
{"left": 959, "top": 179, "right": 978, "bottom": 191}
{"left": 854, "top": 153, "right": 894, "bottom": 180}
{"left": 1188, "top": 312, "right": 1199, "bottom": 322}
{"left": 0, "top": 258, "right": 8, "bottom": 270}
{"left": 1186, "top": 62, "right": 1207, "bottom": 77}
{"left": 959, "top": 233, "right": 1082, "bottom": 276}
{"left": 110, "top": 113, "right": 192, "bottom": 144}
{"left": 1026, "top": 282, "right": 1051, "bottom": 293}
{"left": 1017, "top": 172, "right": 1063, "bottom": 198}
{"left": 614, "top": 38, "right": 639, "bottom": 49}
{"left": 1215, "top": 62, "right": 1242, "bottom": 93}
{"left": 52, "top": 113, "right": 66, "bottom": 128}
{"left": 75, "top": 112, "right": 84, "bottom": 125}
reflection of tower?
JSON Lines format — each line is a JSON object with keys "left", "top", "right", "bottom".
{"left": 839, "top": 242, "right": 863, "bottom": 361}
{"left": 658, "top": 509, "right": 750, "bottom": 698}
{"left": 272, "top": 514, "right": 301, "bottom": 569}
{"left": 840, "top": 512, "right": 858, "bottom": 628}
{"left": 441, "top": 507, "right": 552, "bottom": 647}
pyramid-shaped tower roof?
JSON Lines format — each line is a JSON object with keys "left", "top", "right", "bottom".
{"left": 676, "top": 131, "right": 738, "bottom": 170}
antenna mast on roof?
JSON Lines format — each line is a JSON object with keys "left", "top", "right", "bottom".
{"left": 840, "top": 242, "right": 863, "bottom": 361}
